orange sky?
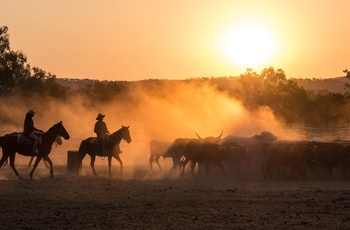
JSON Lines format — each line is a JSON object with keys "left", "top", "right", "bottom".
{"left": 2, "top": 0, "right": 350, "bottom": 81}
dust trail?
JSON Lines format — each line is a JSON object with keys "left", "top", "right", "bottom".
{"left": 0, "top": 80, "right": 302, "bottom": 178}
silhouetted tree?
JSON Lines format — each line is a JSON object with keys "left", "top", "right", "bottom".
{"left": 0, "top": 26, "right": 31, "bottom": 95}
{"left": 344, "top": 69, "right": 350, "bottom": 92}
{"left": 80, "top": 81, "right": 128, "bottom": 103}
{"left": 0, "top": 25, "right": 68, "bottom": 99}
{"left": 235, "top": 67, "right": 318, "bottom": 125}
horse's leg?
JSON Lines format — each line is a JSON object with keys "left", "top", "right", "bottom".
{"left": 108, "top": 156, "right": 113, "bottom": 177}
{"left": 43, "top": 159, "right": 50, "bottom": 169}
{"left": 8, "top": 154, "right": 21, "bottom": 179}
{"left": 0, "top": 155, "right": 8, "bottom": 168}
{"left": 76, "top": 153, "right": 86, "bottom": 176}
{"left": 90, "top": 155, "right": 98, "bottom": 176}
{"left": 29, "top": 156, "right": 42, "bottom": 179}
{"left": 113, "top": 154, "right": 123, "bottom": 176}
{"left": 29, "top": 157, "right": 48, "bottom": 169}
{"left": 28, "top": 156, "right": 34, "bottom": 168}
{"left": 42, "top": 155, "right": 54, "bottom": 178}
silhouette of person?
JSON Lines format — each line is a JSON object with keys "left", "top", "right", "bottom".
{"left": 94, "top": 113, "right": 109, "bottom": 153}
{"left": 23, "top": 109, "right": 43, "bottom": 154}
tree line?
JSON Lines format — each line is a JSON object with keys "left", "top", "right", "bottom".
{"left": 1, "top": 25, "right": 350, "bottom": 129}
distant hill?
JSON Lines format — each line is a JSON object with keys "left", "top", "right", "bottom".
{"left": 56, "top": 78, "right": 97, "bottom": 90}
{"left": 56, "top": 76, "right": 350, "bottom": 94}
{"left": 56, "top": 78, "right": 118, "bottom": 90}
{"left": 292, "top": 77, "right": 348, "bottom": 94}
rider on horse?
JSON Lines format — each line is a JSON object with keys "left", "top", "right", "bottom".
{"left": 94, "top": 113, "right": 109, "bottom": 154}
{"left": 23, "top": 109, "right": 43, "bottom": 154}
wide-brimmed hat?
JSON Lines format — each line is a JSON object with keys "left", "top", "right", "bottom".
{"left": 27, "top": 109, "right": 36, "bottom": 115}
{"left": 96, "top": 113, "right": 105, "bottom": 120}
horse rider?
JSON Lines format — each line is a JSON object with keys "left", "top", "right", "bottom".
{"left": 94, "top": 113, "right": 109, "bottom": 154}
{"left": 23, "top": 109, "right": 43, "bottom": 154}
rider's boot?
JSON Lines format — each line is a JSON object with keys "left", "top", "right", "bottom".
{"left": 33, "top": 145, "right": 38, "bottom": 155}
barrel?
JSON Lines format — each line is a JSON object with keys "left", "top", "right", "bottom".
{"left": 67, "top": 150, "right": 81, "bottom": 174}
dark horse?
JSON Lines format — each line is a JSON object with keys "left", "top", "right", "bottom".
{"left": 0, "top": 121, "right": 70, "bottom": 179}
{"left": 77, "top": 125, "right": 132, "bottom": 177}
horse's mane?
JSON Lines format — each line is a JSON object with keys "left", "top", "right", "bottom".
{"left": 110, "top": 126, "right": 124, "bottom": 137}
{"left": 46, "top": 123, "right": 59, "bottom": 133}
{"left": 46, "top": 122, "right": 65, "bottom": 135}
{"left": 109, "top": 126, "right": 130, "bottom": 143}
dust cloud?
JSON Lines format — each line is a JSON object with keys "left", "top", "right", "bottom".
{"left": 0, "top": 80, "right": 300, "bottom": 178}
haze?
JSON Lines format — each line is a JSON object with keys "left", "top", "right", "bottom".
{"left": 0, "top": 80, "right": 303, "bottom": 177}
{"left": 2, "top": 0, "right": 350, "bottom": 81}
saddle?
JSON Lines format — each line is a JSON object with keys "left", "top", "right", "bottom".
{"left": 90, "top": 138, "right": 100, "bottom": 144}
{"left": 90, "top": 137, "right": 109, "bottom": 144}
{"left": 17, "top": 133, "right": 42, "bottom": 146}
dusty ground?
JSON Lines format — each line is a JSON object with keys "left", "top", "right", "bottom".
{"left": 0, "top": 163, "right": 350, "bottom": 230}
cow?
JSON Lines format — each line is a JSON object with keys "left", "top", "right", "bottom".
{"left": 162, "top": 138, "right": 197, "bottom": 171}
{"left": 149, "top": 140, "right": 172, "bottom": 171}
{"left": 182, "top": 141, "right": 232, "bottom": 176}
{"left": 220, "top": 131, "right": 277, "bottom": 179}
{"left": 220, "top": 131, "right": 277, "bottom": 148}
{"left": 262, "top": 140, "right": 319, "bottom": 181}
{"left": 222, "top": 143, "right": 249, "bottom": 178}
{"left": 195, "top": 131, "right": 223, "bottom": 143}
{"left": 163, "top": 131, "right": 223, "bottom": 172}
{"left": 311, "top": 141, "right": 350, "bottom": 179}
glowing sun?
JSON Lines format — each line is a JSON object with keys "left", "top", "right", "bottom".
{"left": 218, "top": 21, "right": 278, "bottom": 67}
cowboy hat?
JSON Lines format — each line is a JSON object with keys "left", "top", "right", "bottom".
{"left": 96, "top": 113, "right": 105, "bottom": 120}
{"left": 27, "top": 109, "right": 36, "bottom": 115}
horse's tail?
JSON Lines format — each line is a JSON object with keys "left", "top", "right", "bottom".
{"left": 0, "top": 136, "right": 4, "bottom": 147}
{"left": 78, "top": 139, "right": 91, "bottom": 157}
{"left": 78, "top": 140, "right": 86, "bottom": 153}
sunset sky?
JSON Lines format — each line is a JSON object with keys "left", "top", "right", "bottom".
{"left": 2, "top": 0, "right": 350, "bottom": 81}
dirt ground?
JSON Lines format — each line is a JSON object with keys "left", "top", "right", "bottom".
{"left": 0, "top": 163, "right": 350, "bottom": 230}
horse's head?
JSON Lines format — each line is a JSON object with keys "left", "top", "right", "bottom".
{"left": 55, "top": 121, "right": 70, "bottom": 140}
{"left": 120, "top": 125, "right": 132, "bottom": 143}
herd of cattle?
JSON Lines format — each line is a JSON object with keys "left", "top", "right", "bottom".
{"left": 149, "top": 131, "right": 350, "bottom": 180}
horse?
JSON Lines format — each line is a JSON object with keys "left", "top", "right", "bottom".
{"left": 77, "top": 125, "right": 132, "bottom": 177}
{"left": 0, "top": 121, "right": 70, "bottom": 179}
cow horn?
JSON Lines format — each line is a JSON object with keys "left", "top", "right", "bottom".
{"left": 217, "top": 130, "right": 223, "bottom": 138}
{"left": 195, "top": 132, "right": 202, "bottom": 139}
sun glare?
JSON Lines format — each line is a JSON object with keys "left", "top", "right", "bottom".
{"left": 218, "top": 20, "right": 278, "bottom": 68}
